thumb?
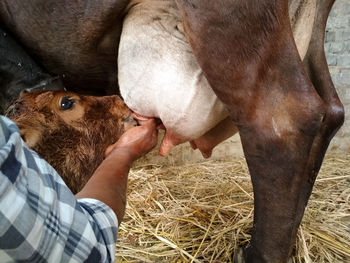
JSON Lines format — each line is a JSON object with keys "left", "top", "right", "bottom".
{"left": 104, "top": 144, "right": 115, "bottom": 158}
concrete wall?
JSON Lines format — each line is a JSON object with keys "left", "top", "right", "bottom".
{"left": 325, "top": 0, "right": 350, "bottom": 152}
{"left": 136, "top": 0, "right": 350, "bottom": 166}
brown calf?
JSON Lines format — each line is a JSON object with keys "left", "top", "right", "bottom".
{"left": 6, "top": 91, "right": 136, "bottom": 193}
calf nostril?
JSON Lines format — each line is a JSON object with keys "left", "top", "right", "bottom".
{"left": 123, "top": 115, "right": 138, "bottom": 130}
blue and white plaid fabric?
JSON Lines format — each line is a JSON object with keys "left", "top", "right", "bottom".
{"left": 0, "top": 116, "right": 118, "bottom": 262}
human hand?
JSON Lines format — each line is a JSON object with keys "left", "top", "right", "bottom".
{"left": 77, "top": 115, "right": 158, "bottom": 222}
{"left": 104, "top": 115, "right": 158, "bottom": 162}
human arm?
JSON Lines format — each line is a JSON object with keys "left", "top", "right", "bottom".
{"left": 0, "top": 116, "right": 116, "bottom": 262}
{"left": 0, "top": 115, "right": 157, "bottom": 262}
{"left": 75, "top": 117, "right": 158, "bottom": 223}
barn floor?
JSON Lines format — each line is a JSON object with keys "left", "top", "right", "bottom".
{"left": 115, "top": 153, "right": 350, "bottom": 263}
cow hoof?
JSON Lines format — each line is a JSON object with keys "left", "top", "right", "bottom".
{"left": 233, "top": 248, "right": 245, "bottom": 263}
{"left": 233, "top": 247, "right": 295, "bottom": 263}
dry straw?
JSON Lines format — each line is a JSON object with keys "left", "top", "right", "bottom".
{"left": 115, "top": 153, "right": 350, "bottom": 262}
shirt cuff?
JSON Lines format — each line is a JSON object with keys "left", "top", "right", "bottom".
{"left": 77, "top": 198, "right": 119, "bottom": 260}
{"left": 77, "top": 198, "right": 119, "bottom": 227}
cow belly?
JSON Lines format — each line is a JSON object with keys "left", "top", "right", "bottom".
{"left": 118, "top": 0, "right": 237, "bottom": 156}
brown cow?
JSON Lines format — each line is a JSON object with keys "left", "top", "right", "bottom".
{"left": 6, "top": 91, "right": 137, "bottom": 194}
{"left": 0, "top": 26, "right": 64, "bottom": 114}
{"left": 0, "top": 0, "right": 344, "bottom": 262}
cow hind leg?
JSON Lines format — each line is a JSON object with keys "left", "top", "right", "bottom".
{"left": 234, "top": 79, "right": 326, "bottom": 263}
{"left": 302, "top": 0, "right": 344, "bottom": 191}
{"left": 176, "top": 0, "right": 344, "bottom": 262}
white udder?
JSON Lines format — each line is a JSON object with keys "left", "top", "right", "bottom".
{"left": 118, "top": 0, "right": 316, "bottom": 155}
{"left": 118, "top": 0, "right": 229, "bottom": 141}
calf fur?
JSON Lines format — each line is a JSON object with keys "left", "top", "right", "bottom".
{"left": 6, "top": 91, "right": 136, "bottom": 193}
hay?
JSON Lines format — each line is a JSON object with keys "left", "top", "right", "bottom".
{"left": 115, "top": 153, "right": 350, "bottom": 262}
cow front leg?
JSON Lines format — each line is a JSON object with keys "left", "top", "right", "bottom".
{"left": 175, "top": 0, "right": 342, "bottom": 262}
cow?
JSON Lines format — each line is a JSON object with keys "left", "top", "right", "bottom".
{"left": 0, "top": 0, "right": 344, "bottom": 262}
{"left": 117, "top": 0, "right": 327, "bottom": 159}
{"left": 6, "top": 91, "right": 137, "bottom": 194}
{"left": 0, "top": 26, "right": 64, "bottom": 114}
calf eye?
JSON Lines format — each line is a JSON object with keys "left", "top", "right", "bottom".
{"left": 60, "top": 96, "right": 75, "bottom": 110}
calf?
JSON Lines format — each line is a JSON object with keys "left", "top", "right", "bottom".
{"left": 6, "top": 91, "right": 136, "bottom": 193}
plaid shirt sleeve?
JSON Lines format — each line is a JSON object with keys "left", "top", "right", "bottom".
{"left": 0, "top": 116, "right": 118, "bottom": 263}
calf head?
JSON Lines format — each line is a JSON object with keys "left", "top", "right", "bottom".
{"left": 6, "top": 91, "right": 136, "bottom": 193}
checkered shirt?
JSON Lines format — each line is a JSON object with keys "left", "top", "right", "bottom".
{"left": 0, "top": 116, "right": 118, "bottom": 262}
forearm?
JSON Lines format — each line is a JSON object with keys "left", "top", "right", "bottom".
{"left": 76, "top": 148, "right": 133, "bottom": 224}
{"left": 76, "top": 117, "right": 158, "bottom": 224}
{"left": 0, "top": 116, "right": 118, "bottom": 262}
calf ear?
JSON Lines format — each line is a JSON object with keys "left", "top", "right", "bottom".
{"left": 20, "top": 128, "right": 42, "bottom": 148}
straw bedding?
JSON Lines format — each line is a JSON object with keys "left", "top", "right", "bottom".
{"left": 115, "top": 153, "right": 350, "bottom": 262}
